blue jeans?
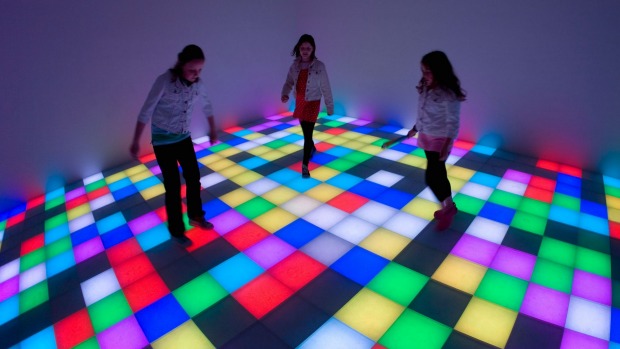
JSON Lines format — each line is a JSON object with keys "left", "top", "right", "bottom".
{"left": 153, "top": 137, "right": 204, "bottom": 235}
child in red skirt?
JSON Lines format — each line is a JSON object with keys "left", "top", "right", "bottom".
{"left": 281, "top": 34, "right": 334, "bottom": 178}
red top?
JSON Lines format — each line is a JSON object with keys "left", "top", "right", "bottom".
{"left": 293, "top": 69, "right": 321, "bottom": 122}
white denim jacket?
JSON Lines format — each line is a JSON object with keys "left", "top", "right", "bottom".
{"left": 281, "top": 58, "right": 334, "bottom": 115}
{"left": 137, "top": 70, "right": 214, "bottom": 134}
{"left": 415, "top": 87, "right": 460, "bottom": 139}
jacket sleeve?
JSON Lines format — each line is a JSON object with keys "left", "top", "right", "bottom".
{"left": 199, "top": 81, "right": 214, "bottom": 118}
{"left": 137, "top": 73, "right": 166, "bottom": 124}
{"left": 281, "top": 64, "right": 295, "bottom": 97}
{"left": 319, "top": 62, "right": 334, "bottom": 115}
{"left": 443, "top": 97, "right": 460, "bottom": 139}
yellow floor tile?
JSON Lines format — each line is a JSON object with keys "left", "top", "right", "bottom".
{"left": 151, "top": 320, "right": 215, "bottom": 349}
{"left": 454, "top": 297, "right": 518, "bottom": 348}
{"left": 304, "top": 183, "right": 343, "bottom": 202}
{"left": 359, "top": 228, "right": 411, "bottom": 260}
{"left": 401, "top": 197, "right": 438, "bottom": 221}
{"left": 253, "top": 207, "right": 298, "bottom": 233}
{"left": 335, "top": 288, "right": 405, "bottom": 341}
{"left": 432, "top": 255, "right": 487, "bottom": 294}
{"left": 219, "top": 188, "right": 255, "bottom": 207}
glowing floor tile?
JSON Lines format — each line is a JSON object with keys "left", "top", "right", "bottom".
{"left": 232, "top": 273, "right": 294, "bottom": 319}
{"left": 151, "top": 320, "right": 215, "bottom": 349}
{"left": 538, "top": 237, "right": 577, "bottom": 268}
{"left": 19, "top": 263, "right": 46, "bottom": 291}
{"left": 173, "top": 273, "right": 227, "bottom": 318}
{"left": 46, "top": 249, "right": 75, "bottom": 277}
{"left": 305, "top": 183, "right": 345, "bottom": 203}
{"left": 329, "top": 216, "right": 378, "bottom": 245}
{"left": 376, "top": 149, "right": 406, "bottom": 161}
{"left": 451, "top": 234, "right": 500, "bottom": 266}
{"left": 252, "top": 207, "right": 298, "bottom": 233}
{"left": 401, "top": 197, "right": 438, "bottom": 221}
{"left": 565, "top": 296, "right": 611, "bottom": 340}
{"left": 135, "top": 294, "right": 190, "bottom": 343}
{"left": 309, "top": 166, "right": 340, "bottom": 182}
{"left": 219, "top": 188, "right": 255, "bottom": 208}
{"left": 19, "top": 326, "right": 56, "bottom": 349}
{"left": 281, "top": 195, "right": 323, "bottom": 217}
{"left": 206, "top": 158, "right": 236, "bottom": 172}
{"left": 244, "top": 177, "right": 280, "bottom": 196}
{"left": 465, "top": 216, "right": 509, "bottom": 244}
{"left": 300, "top": 232, "right": 355, "bottom": 266}
{"left": 54, "top": 308, "right": 95, "bottom": 349}
{"left": 454, "top": 297, "right": 518, "bottom": 348}
{"left": 458, "top": 182, "right": 494, "bottom": 201}
{"left": 489, "top": 245, "right": 536, "bottom": 280}
{"left": 352, "top": 201, "right": 398, "bottom": 226}
{"left": 367, "top": 262, "right": 429, "bottom": 307}
{"left": 335, "top": 288, "right": 405, "bottom": 341}
{"left": 69, "top": 212, "right": 95, "bottom": 232}
{"left": 432, "top": 255, "right": 487, "bottom": 294}
{"left": 572, "top": 270, "right": 612, "bottom": 305}
{"left": 561, "top": 329, "right": 609, "bottom": 349}
{"left": 209, "top": 209, "right": 248, "bottom": 235}
{"left": 209, "top": 253, "right": 264, "bottom": 293}
{"left": 475, "top": 269, "right": 528, "bottom": 311}
{"left": 73, "top": 236, "right": 105, "bottom": 263}
{"left": 257, "top": 187, "right": 294, "bottom": 207}
{"left": 397, "top": 154, "right": 427, "bottom": 168}
{"left": 219, "top": 164, "right": 249, "bottom": 178}
{"left": 359, "top": 228, "right": 410, "bottom": 261}
{"left": 379, "top": 309, "right": 451, "bottom": 349}
{"left": 245, "top": 235, "right": 296, "bottom": 269}
{"left": 382, "top": 212, "right": 429, "bottom": 239}
{"left": 0, "top": 276, "right": 18, "bottom": 303}
{"left": 303, "top": 204, "right": 349, "bottom": 231}
{"left": 0, "top": 259, "right": 20, "bottom": 283}
{"left": 575, "top": 247, "right": 611, "bottom": 278}
{"left": 199, "top": 172, "right": 227, "bottom": 189}
{"left": 298, "top": 317, "right": 375, "bottom": 349}
{"left": 269, "top": 251, "right": 326, "bottom": 291}
{"left": 417, "top": 187, "right": 440, "bottom": 203}
{"left": 81, "top": 269, "right": 121, "bottom": 306}
{"left": 88, "top": 290, "right": 132, "bottom": 334}
{"left": 366, "top": 170, "right": 404, "bottom": 187}
{"left": 520, "top": 283, "right": 570, "bottom": 326}
{"left": 87, "top": 193, "right": 115, "bottom": 210}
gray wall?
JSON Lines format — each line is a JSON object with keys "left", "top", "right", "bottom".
{"left": 2, "top": 0, "right": 620, "bottom": 212}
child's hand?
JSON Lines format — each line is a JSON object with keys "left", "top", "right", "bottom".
{"left": 209, "top": 129, "right": 218, "bottom": 145}
{"left": 130, "top": 142, "right": 140, "bottom": 160}
{"left": 281, "top": 95, "right": 289, "bottom": 103}
{"left": 407, "top": 129, "right": 417, "bottom": 138}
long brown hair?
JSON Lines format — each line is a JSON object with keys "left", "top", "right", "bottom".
{"left": 170, "top": 44, "right": 205, "bottom": 81}
{"left": 418, "top": 51, "right": 466, "bottom": 101}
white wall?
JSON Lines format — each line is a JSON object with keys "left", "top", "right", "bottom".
{"left": 2, "top": 0, "right": 620, "bottom": 212}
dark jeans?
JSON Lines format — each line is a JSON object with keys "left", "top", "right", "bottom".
{"left": 424, "top": 150, "right": 452, "bottom": 202}
{"left": 300, "top": 121, "right": 316, "bottom": 165}
{"left": 153, "top": 137, "right": 204, "bottom": 235}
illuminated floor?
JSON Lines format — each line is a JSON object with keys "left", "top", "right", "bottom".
{"left": 1, "top": 112, "right": 619, "bottom": 349}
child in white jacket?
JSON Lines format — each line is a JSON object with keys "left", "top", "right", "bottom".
{"left": 407, "top": 51, "right": 466, "bottom": 230}
{"left": 281, "top": 34, "right": 334, "bottom": 178}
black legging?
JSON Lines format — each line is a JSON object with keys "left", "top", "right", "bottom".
{"left": 424, "top": 150, "right": 452, "bottom": 202}
{"left": 300, "top": 121, "right": 315, "bottom": 165}
{"left": 153, "top": 137, "right": 204, "bottom": 234}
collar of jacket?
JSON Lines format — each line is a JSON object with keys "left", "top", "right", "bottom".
{"left": 294, "top": 57, "right": 316, "bottom": 68}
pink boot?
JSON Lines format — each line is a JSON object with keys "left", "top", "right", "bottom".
{"left": 435, "top": 203, "right": 457, "bottom": 231}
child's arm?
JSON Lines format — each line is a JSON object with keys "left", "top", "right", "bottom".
{"left": 281, "top": 64, "right": 295, "bottom": 102}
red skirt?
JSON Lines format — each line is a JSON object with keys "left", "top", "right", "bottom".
{"left": 293, "top": 69, "right": 321, "bottom": 122}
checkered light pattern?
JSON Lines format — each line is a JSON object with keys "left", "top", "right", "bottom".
{"left": 1, "top": 111, "right": 619, "bottom": 348}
